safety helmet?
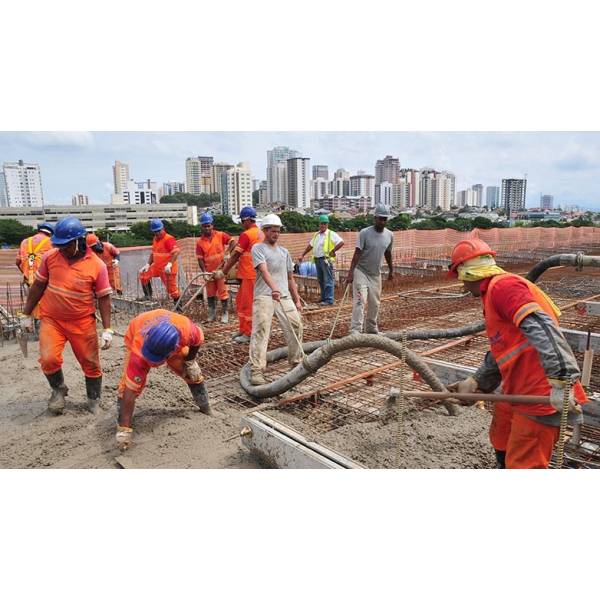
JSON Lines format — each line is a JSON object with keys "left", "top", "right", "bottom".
{"left": 448, "top": 239, "right": 497, "bottom": 277}
{"left": 239, "top": 206, "right": 257, "bottom": 220}
{"left": 261, "top": 214, "right": 283, "bottom": 228}
{"left": 150, "top": 218, "right": 164, "bottom": 233}
{"left": 374, "top": 204, "right": 391, "bottom": 218}
{"left": 319, "top": 214, "right": 329, "bottom": 223}
{"left": 141, "top": 321, "right": 181, "bottom": 364}
{"left": 86, "top": 233, "right": 99, "bottom": 247}
{"left": 200, "top": 213, "right": 214, "bottom": 225}
{"left": 51, "top": 216, "right": 87, "bottom": 246}
{"left": 37, "top": 222, "right": 54, "bottom": 235}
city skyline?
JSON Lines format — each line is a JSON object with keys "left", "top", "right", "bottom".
{"left": 0, "top": 132, "right": 599, "bottom": 210}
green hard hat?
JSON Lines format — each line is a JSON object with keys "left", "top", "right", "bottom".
{"left": 319, "top": 214, "right": 329, "bottom": 223}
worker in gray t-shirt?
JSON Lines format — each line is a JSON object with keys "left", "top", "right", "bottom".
{"left": 346, "top": 204, "right": 394, "bottom": 334}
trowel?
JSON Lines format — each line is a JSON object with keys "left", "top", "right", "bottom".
{"left": 16, "top": 329, "right": 31, "bottom": 358}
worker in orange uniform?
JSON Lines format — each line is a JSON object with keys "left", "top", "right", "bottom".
{"left": 17, "top": 217, "right": 114, "bottom": 415}
{"left": 218, "top": 206, "right": 263, "bottom": 343}
{"left": 196, "top": 212, "right": 236, "bottom": 323}
{"left": 447, "top": 239, "right": 587, "bottom": 469}
{"left": 138, "top": 219, "right": 181, "bottom": 306}
{"left": 115, "top": 308, "right": 210, "bottom": 450}
{"left": 87, "top": 233, "right": 122, "bottom": 294}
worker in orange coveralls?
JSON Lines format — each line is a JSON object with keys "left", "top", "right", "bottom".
{"left": 195, "top": 212, "right": 236, "bottom": 324}
{"left": 218, "top": 206, "right": 263, "bottom": 343}
{"left": 447, "top": 238, "right": 587, "bottom": 469}
{"left": 17, "top": 217, "right": 114, "bottom": 415}
{"left": 115, "top": 309, "right": 210, "bottom": 450}
{"left": 138, "top": 219, "right": 181, "bottom": 305}
{"left": 87, "top": 233, "right": 122, "bottom": 294}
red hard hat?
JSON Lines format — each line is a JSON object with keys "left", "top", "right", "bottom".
{"left": 86, "top": 233, "right": 99, "bottom": 247}
{"left": 448, "top": 239, "right": 496, "bottom": 277}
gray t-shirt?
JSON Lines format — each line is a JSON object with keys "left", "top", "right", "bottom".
{"left": 355, "top": 226, "right": 393, "bottom": 277}
{"left": 252, "top": 242, "right": 294, "bottom": 298}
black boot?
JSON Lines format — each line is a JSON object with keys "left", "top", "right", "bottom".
{"left": 45, "top": 370, "right": 69, "bottom": 415}
{"left": 207, "top": 297, "right": 217, "bottom": 322}
{"left": 495, "top": 450, "right": 506, "bottom": 469}
{"left": 188, "top": 382, "right": 212, "bottom": 415}
{"left": 85, "top": 376, "right": 102, "bottom": 414}
{"left": 173, "top": 298, "right": 182, "bottom": 313}
{"left": 220, "top": 299, "right": 229, "bottom": 324}
{"left": 142, "top": 281, "right": 153, "bottom": 299}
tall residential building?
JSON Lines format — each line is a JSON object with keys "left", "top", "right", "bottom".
{"left": 186, "top": 156, "right": 214, "bottom": 195}
{"left": 162, "top": 181, "right": 186, "bottom": 196}
{"left": 400, "top": 168, "right": 420, "bottom": 208}
{"left": 311, "top": 177, "right": 329, "bottom": 200}
{"left": 258, "top": 180, "right": 268, "bottom": 205}
{"left": 252, "top": 179, "right": 261, "bottom": 193}
{"left": 395, "top": 178, "right": 410, "bottom": 209}
{"left": 212, "top": 162, "right": 234, "bottom": 198}
{"left": 456, "top": 189, "right": 474, "bottom": 207}
{"left": 0, "top": 172, "right": 7, "bottom": 207}
{"left": 287, "top": 157, "right": 311, "bottom": 210}
{"left": 375, "top": 155, "right": 400, "bottom": 184}
{"left": 221, "top": 163, "right": 253, "bottom": 216}
{"left": 486, "top": 185, "right": 500, "bottom": 209}
{"left": 122, "top": 180, "right": 158, "bottom": 205}
{"left": 330, "top": 168, "right": 351, "bottom": 196}
{"left": 418, "top": 169, "right": 437, "bottom": 209}
{"left": 113, "top": 161, "right": 130, "bottom": 195}
{"left": 471, "top": 184, "right": 484, "bottom": 208}
{"left": 2, "top": 160, "right": 44, "bottom": 207}
{"left": 266, "top": 146, "right": 300, "bottom": 204}
{"left": 72, "top": 194, "right": 89, "bottom": 206}
{"left": 312, "top": 165, "right": 329, "bottom": 180}
{"left": 349, "top": 174, "right": 375, "bottom": 205}
{"left": 541, "top": 194, "right": 554, "bottom": 210}
{"left": 375, "top": 182, "right": 394, "bottom": 207}
{"left": 435, "top": 172, "right": 455, "bottom": 211}
{"left": 501, "top": 178, "right": 527, "bottom": 216}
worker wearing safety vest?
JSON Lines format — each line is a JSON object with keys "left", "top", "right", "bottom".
{"left": 447, "top": 239, "right": 588, "bottom": 469}
{"left": 17, "top": 217, "right": 114, "bottom": 415}
{"left": 195, "top": 212, "right": 236, "bottom": 323}
{"left": 115, "top": 309, "right": 210, "bottom": 450}
{"left": 218, "top": 206, "right": 264, "bottom": 343}
{"left": 297, "top": 214, "right": 344, "bottom": 305}
{"left": 87, "top": 234, "right": 122, "bottom": 294}
{"left": 139, "top": 219, "right": 181, "bottom": 305}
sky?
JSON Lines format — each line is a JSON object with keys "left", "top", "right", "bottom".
{"left": 1, "top": 131, "right": 599, "bottom": 210}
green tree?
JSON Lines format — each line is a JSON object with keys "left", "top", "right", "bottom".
{"left": 252, "top": 190, "right": 259, "bottom": 207}
{"left": 387, "top": 214, "right": 411, "bottom": 231}
{"left": 0, "top": 219, "right": 36, "bottom": 246}
{"left": 213, "top": 214, "right": 243, "bottom": 235}
{"left": 471, "top": 216, "right": 495, "bottom": 229}
{"left": 161, "top": 192, "right": 219, "bottom": 208}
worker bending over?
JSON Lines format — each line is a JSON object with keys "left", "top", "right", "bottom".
{"left": 115, "top": 309, "right": 210, "bottom": 450}
{"left": 87, "top": 233, "right": 122, "bottom": 294}
{"left": 448, "top": 239, "right": 587, "bottom": 469}
{"left": 249, "top": 214, "right": 303, "bottom": 386}
{"left": 139, "top": 219, "right": 181, "bottom": 305}
{"left": 18, "top": 217, "right": 113, "bottom": 415}
{"left": 195, "top": 212, "right": 236, "bottom": 323}
{"left": 346, "top": 204, "right": 394, "bottom": 334}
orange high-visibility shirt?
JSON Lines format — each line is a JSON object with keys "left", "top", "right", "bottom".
{"left": 195, "top": 230, "right": 232, "bottom": 272}
{"left": 94, "top": 241, "right": 120, "bottom": 282}
{"left": 151, "top": 232, "right": 178, "bottom": 273}
{"left": 35, "top": 247, "right": 112, "bottom": 320}
{"left": 18, "top": 233, "right": 52, "bottom": 284}
{"left": 236, "top": 225, "right": 263, "bottom": 280}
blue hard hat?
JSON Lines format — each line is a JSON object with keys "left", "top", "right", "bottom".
{"left": 51, "top": 217, "right": 86, "bottom": 245}
{"left": 150, "top": 218, "right": 164, "bottom": 232}
{"left": 240, "top": 206, "right": 256, "bottom": 220}
{"left": 141, "top": 321, "right": 181, "bottom": 364}
{"left": 200, "top": 213, "right": 213, "bottom": 225}
{"left": 37, "top": 222, "right": 54, "bottom": 235}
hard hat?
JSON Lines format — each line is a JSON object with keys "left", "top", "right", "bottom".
{"left": 51, "top": 217, "right": 87, "bottom": 245}
{"left": 86, "top": 233, "right": 99, "bottom": 247}
{"left": 200, "top": 213, "right": 214, "bottom": 225}
{"left": 319, "top": 214, "right": 329, "bottom": 223}
{"left": 37, "top": 222, "right": 54, "bottom": 235}
{"left": 240, "top": 206, "right": 257, "bottom": 220}
{"left": 448, "top": 239, "right": 497, "bottom": 277}
{"left": 261, "top": 214, "right": 283, "bottom": 228}
{"left": 374, "top": 204, "right": 391, "bottom": 218}
{"left": 150, "top": 218, "right": 164, "bottom": 233}
{"left": 141, "top": 320, "right": 181, "bottom": 364}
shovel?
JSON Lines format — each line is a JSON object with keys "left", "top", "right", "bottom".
{"left": 16, "top": 327, "right": 32, "bottom": 358}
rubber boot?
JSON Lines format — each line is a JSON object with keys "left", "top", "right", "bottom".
{"left": 207, "top": 297, "right": 217, "bottom": 322}
{"left": 188, "top": 382, "right": 212, "bottom": 415}
{"left": 45, "top": 370, "right": 69, "bottom": 415}
{"left": 495, "top": 450, "right": 506, "bottom": 469}
{"left": 220, "top": 299, "right": 229, "bottom": 324}
{"left": 85, "top": 376, "right": 102, "bottom": 414}
{"left": 142, "top": 281, "right": 153, "bottom": 300}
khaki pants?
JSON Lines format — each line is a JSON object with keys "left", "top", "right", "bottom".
{"left": 350, "top": 268, "right": 382, "bottom": 334}
{"left": 249, "top": 295, "right": 303, "bottom": 374}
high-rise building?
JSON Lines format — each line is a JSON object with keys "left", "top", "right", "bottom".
{"left": 113, "top": 161, "right": 129, "bottom": 195}
{"left": 258, "top": 180, "right": 268, "bottom": 206}
{"left": 122, "top": 180, "right": 158, "bottom": 205}
{"left": 0, "top": 172, "right": 7, "bottom": 207}
{"left": 456, "top": 189, "right": 474, "bottom": 207}
{"left": 266, "top": 146, "right": 300, "bottom": 204}
{"left": 2, "top": 160, "right": 44, "bottom": 207}
{"left": 418, "top": 169, "right": 437, "bottom": 209}
{"left": 221, "top": 163, "right": 253, "bottom": 216}
{"left": 287, "top": 157, "right": 311, "bottom": 209}
{"left": 471, "top": 184, "right": 484, "bottom": 208}
{"left": 312, "top": 165, "right": 329, "bottom": 180}
{"left": 330, "top": 168, "right": 350, "bottom": 197}
{"left": 311, "top": 177, "right": 329, "bottom": 200}
{"left": 486, "top": 186, "right": 500, "bottom": 209}
{"left": 501, "top": 178, "right": 527, "bottom": 216}
{"left": 435, "top": 172, "right": 455, "bottom": 210}
{"left": 394, "top": 178, "right": 410, "bottom": 209}
{"left": 400, "top": 168, "right": 420, "bottom": 208}
{"left": 162, "top": 181, "right": 186, "bottom": 197}
{"left": 349, "top": 174, "right": 375, "bottom": 205}
{"left": 375, "top": 155, "right": 400, "bottom": 185}
{"left": 252, "top": 179, "right": 261, "bottom": 193}
{"left": 186, "top": 156, "right": 214, "bottom": 195}
{"left": 212, "top": 162, "right": 234, "bottom": 198}
{"left": 541, "top": 194, "right": 554, "bottom": 210}
{"left": 375, "top": 182, "right": 394, "bottom": 207}
{"left": 72, "top": 194, "right": 89, "bottom": 206}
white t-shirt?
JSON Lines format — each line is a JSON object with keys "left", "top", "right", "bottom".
{"left": 311, "top": 229, "right": 343, "bottom": 258}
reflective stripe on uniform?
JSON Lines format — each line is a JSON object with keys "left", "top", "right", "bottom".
{"left": 513, "top": 302, "right": 542, "bottom": 327}
{"left": 495, "top": 340, "right": 532, "bottom": 368}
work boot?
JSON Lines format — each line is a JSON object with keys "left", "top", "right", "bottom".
{"left": 207, "top": 297, "right": 217, "bottom": 322}
{"left": 250, "top": 370, "right": 267, "bottom": 386}
{"left": 142, "top": 281, "right": 153, "bottom": 300}
{"left": 220, "top": 299, "right": 229, "bottom": 324}
{"left": 188, "top": 382, "right": 212, "bottom": 415}
{"left": 85, "top": 376, "right": 102, "bottom": 414}
{"left": 494, "top": 450, "right": 506, "bottom": 469}
{"left": 231, "top": 331, "right": 243, "bottom": 339}
{"left": 233, "top": 334, "right": 251, "bottom": 344}
{"left": 45, "top": 370, "right": 69, "bottom": 415}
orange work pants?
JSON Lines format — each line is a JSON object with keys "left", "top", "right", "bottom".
{"left": 139, "top": 264, "right": 180, "bottom": 300}
{"left": 38, "top": 314, "right": 101, "bottom": 378}
{"left": 237, "top": 278, "right": 254, "bottom": 336}
{"left": 206, "top": 276, "right": 229, "bottom": 301}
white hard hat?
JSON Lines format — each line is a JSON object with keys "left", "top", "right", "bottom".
{"left": 261, "top": 214, "right": 283, "bottom": 228}
{"left": 374, "top": 204, "right": 391, "bottom": 218}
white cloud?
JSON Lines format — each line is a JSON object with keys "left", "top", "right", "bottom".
{"left": 23, "top": 131, "right": 95, "bottom": 148}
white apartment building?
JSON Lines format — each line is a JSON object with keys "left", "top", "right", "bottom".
{"left": 311, "top": 177, "right": 329, "bottom": 200}
{"left": 212, "top": 163, "right": 234, "bottom": 198}
{"left": 471, "top": 184, "right": 484, "bottom": 208}
{"left": 0, "top": 172, "right": 7, "bottom": 207}
{"left": 186, "top": 156, "right": 214, "bottom": 195}
{"left": 349, "top": 174, "right": 375, "bottom": 206}
{"left": 374, "top": 182, "right": 393, "bottom": 207}
{"left": 287, "top": 157, "right": 311, "bottom": 209}
{"left": 2, "top": 160, "right": 44, "bottom": 207}
{"left": 162, "top": 181, "right": 185, "bottom": 196}
{"left": 266, "top": 146, "right": 300, "bottom": 204}
{"left": 486, "top": 186, "right": 500, "bottom": 209}
{"left": 113, "top": 161, "right": 129, "bottom": 195}
{"left": 330, "top": 168, "right": 351, "bottom": 197}
{"left": 72, "top": 193, "right": 89, "bottom": 206}
{"left": 122, "top": 180, "right": 158, "bottom": 205}
{"left": 394, "top": 178, "right": 410, "bottom": 209}
{"left": 221, "top": 163, "right": 253, "bottom": 216}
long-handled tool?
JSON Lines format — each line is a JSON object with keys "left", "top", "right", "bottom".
{"left": 406, "top": 391, "right": 552, "bottom": 405}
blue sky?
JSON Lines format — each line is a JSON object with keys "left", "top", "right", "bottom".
{"left": 1, "top": 131, "right": 599, "bottom": 209}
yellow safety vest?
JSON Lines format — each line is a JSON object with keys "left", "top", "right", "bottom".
{"left": 310, "top": 229, "right": 336, "bottom": 263}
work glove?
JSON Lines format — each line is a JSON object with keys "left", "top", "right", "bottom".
{"left": 212, "top": 269, "right": 225, "bottom": 280}
{"left": 101, "top": 328, "right": 114, "bottom": 350}
{"left": 183, "top": 359, "right": 203, "bottom": 383}
{"left": 139, "top": 263, "right": 150, "bottom": 273}
{"left": 116, "top": 426, "right": 133, "bottom": 451}
{"left": 164, "top": 262, "right": 173, "bottom": 275}
{"left": 17, "top": 311, "right": 33, "bottom": 332}
{"left": 549, "top": 378, "right": 582, "bottom": 414}
{"left": 447, "top": 376, "right": 479, "bottom": 405}
{"left": 112, "top": 258, "right": 120, "bottom": 267}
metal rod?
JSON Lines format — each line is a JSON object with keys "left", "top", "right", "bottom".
{"left": 407, "top": 391, "right": 551, "bottom": 405}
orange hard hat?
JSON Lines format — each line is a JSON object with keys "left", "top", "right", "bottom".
{"left": 448, "top": 239, "right": 496, "bottom": 277}
{"left": 86, "top": 233, "right": 99, "bottom": 247}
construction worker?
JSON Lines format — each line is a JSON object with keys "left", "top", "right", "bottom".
{"left": 87, "top": 233, "right": 122, "bottom": 295}
{"left": 115, "top": 308, "right": 210, "bottom": 450}
{"left": 447, "top": 239, "right": 588, "bottom": 469}
{"left": 297, "top": 214, "right": 344, "bottom": 306}
{"left": 346, "top": 204, "right": 394, "bottom": 334}
{"left": 218, "top": 206, "right": 263, "bottom": 343}
{"left": 138, "top": 219, "right": 181, "bottom": 305}
{"left": 195, "top": 212, "right": 236, "bottom": 323}
{"left": 249, "top": 214, "right": 303, "bottom": 386}
{"left": 17, "top": 217, "right": 114, "bottom": 415}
